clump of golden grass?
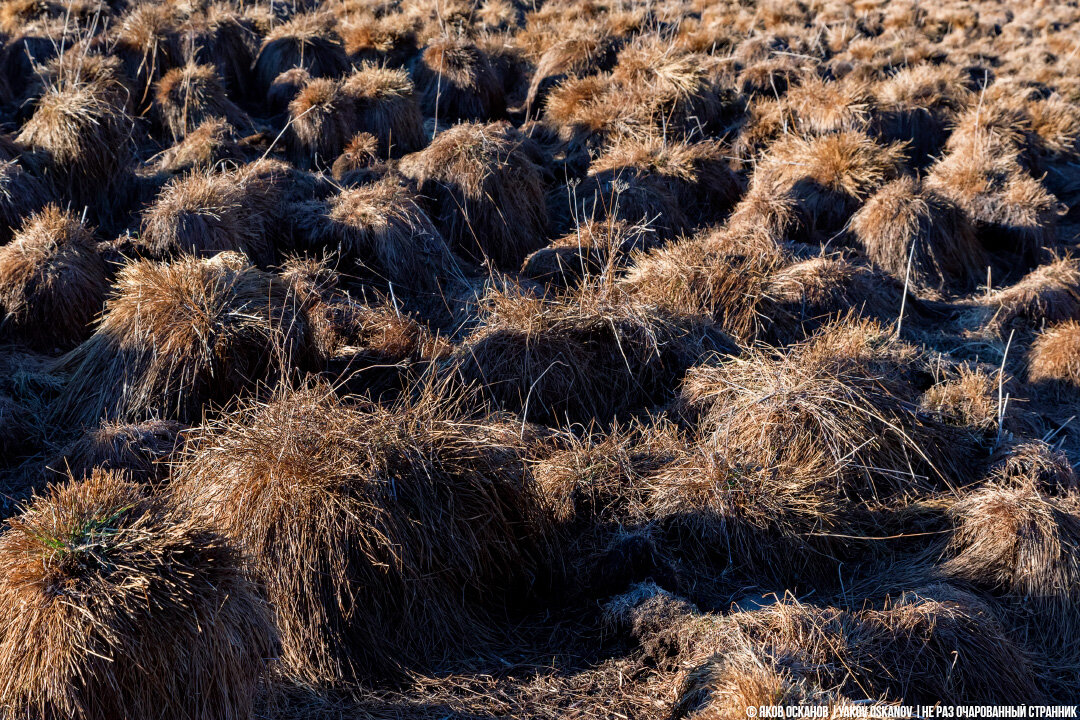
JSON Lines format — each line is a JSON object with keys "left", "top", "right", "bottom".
{"left": 112, "top": 3, "right": 182, "bottom": 110}
{"left": 746, "top": 131, "right": 906, "bottom": 240}
{"left": 330, "top": 132, "right": 380, "bottom": 183}
{"left": 522, "top": 218, "right": 657, "bottom": 288}
{"left": 153, "top": 117, "right": 242, "bottom": 175}
{"left": 609, "top": 581, "right": 1041, "bottom": 705}
{"left": 0, "top": 205, "right": 106, "bottom": 351}
{"left": 750, "top": 586, "right": 1041, "bottom": 703}
{"left": 153, "top": 63, "right": 251, "bottom": 141}
{"left": 673, "top": 652, "right": 847, "bottom": 719}
{"left": 140, "top": 160, "right": 291, "bottom": 264}
{"left": 57, "top": 419, "right": 184, "bottom": 483}
{"left": 944, "top": 100, "right": 1037, "bottom": 167}
{"left": 645, "top": 445, "right": 849, "bottom": 585}
{"left": 872, "top": 63, "right": 973, "bottom": 166}
{"left": 33, "top": 46, "right": 134, "bottom": 113}
{"left": 566, "top": 137, "right": 743, "bottom": 238}
{"left": 783, "top": 74, "right": 873, "bottom": 136}
{"left": 451, "top": 281, "right": 729, "bottom": 425}
{"left": 16, "top": 80, "right": 134, "bottom": 215}
{"left": 172, "top": 382, "right": 552, "bottom": 683}
{"left": 413, "top": 37, "right": 506, "bottom": 122}
{"left": 286, "top": 77, "right": 356, "bottom": 169}
{"left": 991, "top": 440, "right": 1079, "bottom": 495}
{"left": 678, "top": 319, "right": 977, "bottom": 502}
{"left": 0, "top": 160, "right": 49, "bottom": 243}
{"left": 267, "top": 67, "right": 311, "bottom": 113}
{"left": 0, "top": 0, "right": 103, "bottom": 38}
{"left": 290, "top": 176, "right": 457, "bottom": 293}
{"left": 759, "top": 256, "right": 905, "bottom": 344}
{"left": 1028, "top": 320, "right": 1080, "bottom": 389}
{"left": 245, "top": 156, "right": 330, "bottom": 204}
{"left": 0, "top": 469, "right": 276, "bottom": 720}
{"left": 399, "top": 121, "right": 548, "bottom": 269}
{"left": 1027, "top": 94, "right": 1080, "bottom": 166}
{"left": 921, "top": 364, "right": 1002, "bottom": 433}
{"left": 540, "top": 74, "right": 619, "bottom": 155}
{"left": 523, "top": 31, "right": 617, "bottom": 117}
{"left": 619, "top": 219, "right": 790, "bottom": 341}
{"left": 253, "top": 13, "right": 350, "bottom": 95}
{"left": 731, "top": 96, "right": 787, "bottom": 160}
{"left": 541, "top": 44, "right": 735, "bottom": 153}
{"left": 736, "top": 55, "right": 809, "bottom": 98}
{"left": 341, "top": 63, "right": 426, "bottom": 157}
{"left": 926, "top": 140, "right": 1062, "bottom": 263}
{"left": 609, "top": 39, "right": 735, "bottom": 137}
{"left": 943, "top": 479, "right": 1080, "bottom": 656}
{"left": 179, "top": 3, "right": 257, "bottom": 100}
{"left": 980, "top": 256, "right": 1080, "bottom": 334}
{"left": 50, "top": 252, "right": 319, "bottom": 427}
{"left": 849, "top": 176, "right": 985, "bottom": 291}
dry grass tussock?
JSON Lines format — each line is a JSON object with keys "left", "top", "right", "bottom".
{"left": 287, "top": 76, "right": 356, "bottom": 169}
{"left": 619, "top": 219, "right": 791, "bottom": 342}
{"left": 979, "top": 256, "right": 1080, "bottom": 335}
{"left": 139, "top": 159, "right": 292, "bottom": 265}
{"left": 253, "top": 13, "right": 349, "bottom": 94}
{"left": 0, "top": 205, "right": 106, "bottom": 351}
{"left": 678, "top": 319, "right": 978, "bottom": 502}
{"left": 49, "top": 252, "right": 320, "bottom": 427}
{"left": 0, "top": 160, "right": 50, "bottom": 244}
{"left": 926, "top": 138, "right": 1063, "bottom": 264}
{"left": 16, "top": 80, "right": 133, "bottom": 217}
{"left": 522, "top": 218, "right": 658, "bottom": 288}
{"left": 850, "top": 176, "right": 985, "bottom": 292}
{"left": 746, "top": 131, "right": 906, "bottom": 240}
{"left": 451, "top": 279, "right": 731, "bottom": 425}
{"left": 0, "top": 469, "right": 276, "bottom": 720}
{"left": 1028, "top": 320, "right": 1080, "bottom": 389}
{"left": 399, "top": 121, "right": 548, "bottom": 269}
{"left": 341, "top": 63, "right": 426, "bottom": 156}
{"left": 172, "top": 382, "right": 553, "bottom": 684}
{"left": 290, "top": 176, "right": 458, "bottom": 293}
{"left": 943, "top": 479, "right": 1080, "bottom": 655}
{"left": 565, "top": 136, "right": 742, "bottom": 238}
{"left": 153, "top": 117, "right": 242, "bottom": 174}
{"left": 608, "top": 581, "right": 1042, "bottom": 706}
{"left": 154, "top": 63, "right": 251, "bottom": 141}
{"left": 413, "top": 37, "right": 506, "bottom": 122}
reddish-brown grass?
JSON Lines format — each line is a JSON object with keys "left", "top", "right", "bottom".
{"left": 172, "top": 383, "right": 553, "bottom": 683}
{"left": 0, "top": 469, "right": 276, "bottom": 720}
{"left": 341, "top": 63, "right": 426, "bottom": 156}
{"left": 0, "top": 205, "right": 106, "bottom": 351}
{"left": 49, "top": 252, "right": 320, "bottom": 427}
{"left": 1028, "top": 320, "right": 1080, "bottom": 389}
{"left": 153, "top": 63, "right": 250, "bottom": 141}
{"left": 139, "top": 160, "right": 291, "bottom": 265}
{"left": 290, "top": 176, "right": 458, "bottom": 292}
{"left": 399, "top": 121, "right": 548, "bottom": 269}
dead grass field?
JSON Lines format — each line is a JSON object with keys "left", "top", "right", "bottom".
{"left": 0, "top": 0, "right": 1079, "bottom": 716}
